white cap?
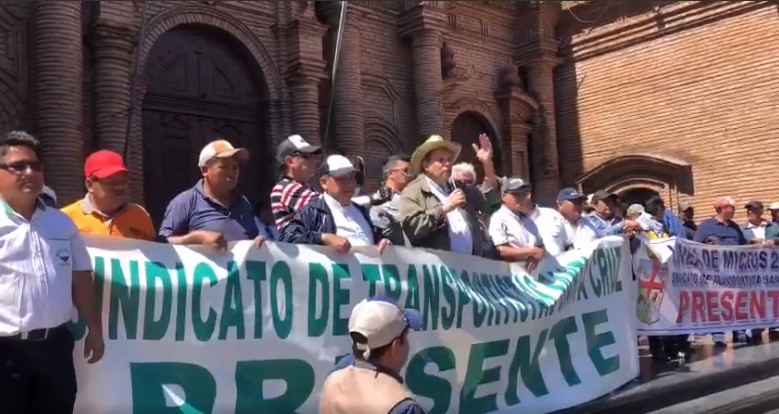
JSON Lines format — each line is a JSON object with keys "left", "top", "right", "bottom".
{"left": 769, "top": 202, "right": 779, "bottom": 210}
{"left": 320, "top": 154, "right": 358, "bottom": 178}
{"left": 348, "top": 298, "right": 423, "bottom": 359}
{"left": 197, "top": 139, "right": 249, "bottom": 167}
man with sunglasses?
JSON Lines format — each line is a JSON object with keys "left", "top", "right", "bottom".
{"left": 62, "top": 150, "right": 155, "bottom": 240}
{"left": 367, "top": 154, "right": 412, "bottom": 245}
{"left": 0, "top": 131, "right": 104, "bottom": 414}
{"left": 270, "top": 134, "right": 322, "bottom": 230}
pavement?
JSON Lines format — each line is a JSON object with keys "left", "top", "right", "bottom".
{"left": 557, "top": 331, "right": 779, "bottom": 413}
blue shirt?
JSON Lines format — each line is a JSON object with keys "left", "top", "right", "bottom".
{"left": 693, "top": 217, "right": 747, "bottom": 246}
{"left": 587, "top": 213, "right": 623, "bottom": 236}
{"left": 158, "top": 181, "right": 259, "bottom": 242}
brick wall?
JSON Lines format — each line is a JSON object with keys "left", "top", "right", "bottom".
{"left": 556, "top": 1, "right": 779, "bottom": 222}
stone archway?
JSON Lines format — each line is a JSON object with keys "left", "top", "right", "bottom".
{"left": 142, "top": 24, "right": 270, "bottom": 226}
{"left": 620, "top": 187, "right": 661, "bottom": 206}
{"left": 450, "top": 111, "right": 502, "bottom": 179}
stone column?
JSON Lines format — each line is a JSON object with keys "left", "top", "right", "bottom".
{"left": 508, "top": 122, "right": 532, "bottom": 180}
{"left": 285, "top": 18, "right": 328, "bottom": 146}
{"left": 90, "top": 21, "right": 136, "bottom": 154}
{"left": 497, "top": 87, "right": 537, "bottom": 181}
{"left": 33, "top": 2, "right": 83, "bottom": 204}
{"left": 526, "top": 56, "right": 561, "bottom": 181}
{"left": 325, "top": 4, "right": 364, "bottom": 154}
{"left": 400, "top": 4, "right": 447, "bottom": 138}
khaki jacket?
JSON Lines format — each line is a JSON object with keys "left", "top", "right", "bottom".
{"left": 398, "top": 175, "right": 494, "bottom": 256}
{"left": 319, "top": 364, "right": 415, "bottom": 414}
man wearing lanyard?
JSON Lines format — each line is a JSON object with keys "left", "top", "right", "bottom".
{"left": 0, "top": 131, "right": 104, "bottom": 413}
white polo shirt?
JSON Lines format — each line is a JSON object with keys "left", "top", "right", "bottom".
{"left": 528, "top": 206, "right": 570, "bottom": 256}
{"left": 0, "top": 200, "right": 92, "bottom": 336}
{"left": 488, "top": 205, "right": 542, "bottom": 248}
{"left": 323, "top": 193, "right": 374, "bottom": 246}
{"left": 567, "top": 217, "right": 601, "bottom": 249}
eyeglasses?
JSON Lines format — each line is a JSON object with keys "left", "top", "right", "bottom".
{"left": 390, "top": 168, "right": 410, "bottom": 175}
{"left": 291, "top": 152, "right": 313, "bottom": 159}
{"left": 0, "top": 160, "right": 43, "bottom": 173}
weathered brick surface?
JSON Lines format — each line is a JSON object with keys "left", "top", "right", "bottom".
{"left": 556, "top": 1, "right": 779, "bottom": 220}
{"left": 8, "top": 0, "right": 773, "bottom": 221}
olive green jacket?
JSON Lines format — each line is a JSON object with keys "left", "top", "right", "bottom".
{"left": 398, "top": 175, "right": 497, "bottom": 256}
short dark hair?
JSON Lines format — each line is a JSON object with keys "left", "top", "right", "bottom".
{"left": 350, "top": 327, "right": 408, "bottom": 362}
{"left": 644, "top": 196, "right": 666, "bottom": 216}
{"left": 382, "top": 154, "right": 410, "bottom": 177}
{"left": 0, "top": 131, "right": 41, "bottom": 159}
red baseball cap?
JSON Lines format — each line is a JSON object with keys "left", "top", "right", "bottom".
{"left": 84, "top": 150, "right": 128, "bottom": 179}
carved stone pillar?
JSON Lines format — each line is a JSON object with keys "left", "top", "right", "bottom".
{"left": 515, "top": 1, "right": 562, "bottom": 203}
{"left": 526, "top": 56, "right": 561, "bottom": 180}
{"left": 322, "top": 4, "right": 364, "bottom": 154}
{"left": 400, "top": 4, "right": 447, "bottom": 138}
{"left": 285, "top": 18, "right": 328, "bottom": 147}
{"left": 89, "top": 21, "right": 136, "bottom": 154}
{"left": 33, "top": 2, "right": 83, "bottom": 204}
{"left": 497, "top": 87, "right": 538, "bottom": 181}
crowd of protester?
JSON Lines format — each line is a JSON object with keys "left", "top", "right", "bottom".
{"left": 4, "top": 128, "right": 779, "bottom": 413}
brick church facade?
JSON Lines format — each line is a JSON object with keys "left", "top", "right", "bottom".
{"left": 0, "top": 1, "right": 776, "bottom": 224}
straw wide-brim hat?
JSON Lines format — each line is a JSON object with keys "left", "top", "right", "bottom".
{"left": 410, "top": 135, "right": 462, "bottom": 175}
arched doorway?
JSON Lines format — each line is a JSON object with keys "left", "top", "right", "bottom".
{"left": 142, "top": 25, "right": 269, "bottom": 227}
{"left": 451, "top": 111, "right": 502, "bottom": 179}
{"left": 619, "top": 187, "right": 660, "bottom": 206}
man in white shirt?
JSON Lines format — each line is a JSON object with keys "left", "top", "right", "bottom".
{"left": 0, "top": 131, "right": 104, "bottom": 413}
{"left": 488, "top": 178, "right": 545, "bottom": 270}
{"left": 499, "top": 179, "right": 574, "bottom": 257}
{"left": 279, "top": 155, "right": 392, "bottom": 254}
{"left": 555, "top": 187, "right": 601, "bottom": 249}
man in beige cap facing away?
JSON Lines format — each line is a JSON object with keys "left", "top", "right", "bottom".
{"left": 158, "top": 139, "right": 265, "bottom": 249}
{"left": 320, "top": 296, "right": 425, "bottom": 414}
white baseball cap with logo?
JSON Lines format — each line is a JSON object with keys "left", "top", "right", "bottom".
{"left": 348, "top": 297, "right": 424, "bottom": 359}
{"left": 198, "top": 139, "right": 249, "bottom": 167}
{"left": 320, "top": 154, "right": 359, "bottom": 178}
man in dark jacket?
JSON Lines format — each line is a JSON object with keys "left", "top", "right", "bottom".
{"left": 280, "top": 155, "right": 392, "bottom": 254}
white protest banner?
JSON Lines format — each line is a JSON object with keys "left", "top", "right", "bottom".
{"left": 635, "top": 237, "right": 779, "bottom": 335}
{"left": 71, "top": 235, "right": 638, "bottom": 414}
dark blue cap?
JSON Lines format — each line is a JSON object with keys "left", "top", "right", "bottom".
{"left": 557, "top": 187, "right": 585, "bottom": 202}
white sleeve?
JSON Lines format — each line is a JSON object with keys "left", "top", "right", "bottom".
{"left": 70, "top": 228, "right": 92, "bottom": 272}
{"left": 488, "top": 214, "right": 509, "bottom": 246}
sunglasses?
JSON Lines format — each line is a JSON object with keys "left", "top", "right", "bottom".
{"left": 0, "top": 160, "right": 43, "bottom": 173}
{"left": 291, "top": 152, "right": 313, "bottom": 159}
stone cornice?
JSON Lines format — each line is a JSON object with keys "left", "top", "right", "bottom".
{"left": 88, "top": 19, "right": 137, "bottom": 46}
{"left": 398, "top": 3, "right": 448, "bottom": 39}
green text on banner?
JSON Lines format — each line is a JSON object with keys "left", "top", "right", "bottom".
{"left": 71, "top": 235, "right": 638, "bottom": 414}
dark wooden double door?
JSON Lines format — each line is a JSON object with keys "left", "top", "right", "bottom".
{"left": 142, "top": 27, "right": 270, "bottom": 227}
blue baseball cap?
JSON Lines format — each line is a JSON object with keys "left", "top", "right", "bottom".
{"left": 557, "top": 187, "right": 585, "bottom": 202}
{"left": 348, "top": 296, "right": 423, "bottom": 358}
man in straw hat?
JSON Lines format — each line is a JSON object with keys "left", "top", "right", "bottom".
{"left": 399, "top": 134, "right": 497, "bottom": 256}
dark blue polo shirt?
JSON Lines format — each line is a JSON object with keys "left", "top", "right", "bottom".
{"left": 693, "top": 217, "right": 747, "bottom": 246}
{"left": 158, "top": 181, "right": 258, "bottom": 242}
